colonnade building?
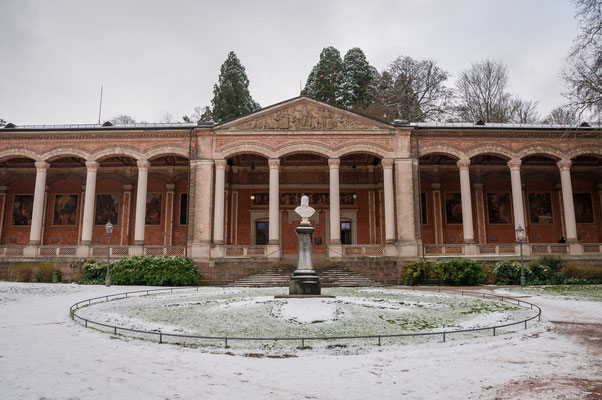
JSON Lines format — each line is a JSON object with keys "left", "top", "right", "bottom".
{"left": 1, "top": 97, "right": 601, "bottom": 282}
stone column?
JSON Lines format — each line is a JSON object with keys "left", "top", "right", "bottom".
{"left": 382, "top": 159, "right": 395, "bottom": 243}
{"left": 268, "top": 159, "right": 280, "bottom": 258}
{"left": 328, "top": 158, "right": 341, "bottom": 245}
{"left": 473, "top": 183, "right": 486, "bottom": 243}
{"left": 395, "top": 158, "right": 418, "bottom": 257}
{"left": 508, "top": 159, "right": 526, "bottom": 234}
{"left": 0, "top": 186, "right": 7, "bottom": 244}
{"left": 133, "top": 160, "right": 150, "bottom": 246}
{"left": 213, "top": 159, "right": 226, "bottom": 244}
{"left": 558, "top": 160, "right": 578, "bottom": 242}
{"left": 80, "top": 161, "right": 99, "bottom": 245}
{"left": 457, "top": 159, "right": 475, "bottom": 244}
{"left": 431, "top": 183, "right": 443, "bottom": 244}
{"left": 28, "top": 161, "right": 49, "bottom": 245}
{"left": 165, "top": 183, "right": 175, "bottom": 247}
{"left": 192, "top": 160, "right": 213, "bottom": 259}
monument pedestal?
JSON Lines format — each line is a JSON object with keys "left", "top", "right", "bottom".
{"left": 289, "top": 224, "right": 321, "bottom": 295}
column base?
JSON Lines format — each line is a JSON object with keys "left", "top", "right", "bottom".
{"left": 190, "top": 242, "right": 211, "bottom": 261}
{"left": 129, "top": 245, "right": 144, "bottom": 256}
{"left": 76, "top": 245, "right": 91, "bottom": 258}
{"left": 133, "top": 240, "right": 145, "bottom": 246}
{"left": 464, "top": 243, "right": 478, "bottom": 256}
{"left": 568, "top": 242, "right": 583, "bottom": 256}
{"left": 398, "top": 241, "right": 419, "bottom": 258}
{"left": 267, "top": 244, "right": 281, "bottom": 259}
{"left": 386, "top": 239, "right": 396, "bottom": 244}
{"left": 23, "top": 245, "right": 39, "bottom": 257}
{"left": 210, "top": 244, "right": 224, "bottom": 258}
{"left": 385, "top": 243, "right": 399, "bottom": 257}
{"left": 268, "top": 239, "right": 280, "bottom": 245}
{"left": 328, "top": 244, "right": 343, "bottom": 258}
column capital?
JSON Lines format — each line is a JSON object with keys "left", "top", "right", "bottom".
{"left": 430, "top": 182, "right": 441, "bottom": 191}
{"left": 557, "top": 159, "right": 572, "bottom": 171}
{"left": 268, "top": 158, "right": 281, "bottom": 169}
{"left": 34, "top": 161, "right": 50, "bottom": 172}
{"left": 214, "top": 159, "right": 227, "bottom": 170}
{"left": 472, "top": 183, "right": 484, "bottom": 191}
{"left": 166, "top": 183, "right": 175, "bottom": 191}
{"left": 328, "top": 158, "right": 340, "bottom": 168}
{"left": 85, "top": 161, "right": 100, "bottom": 172}
{"left": 137, "top": 160, "right": 150, "bottom": 171}
{"left": 381, "top": 158, "right": 394, "bottom": 169}
{"left": 507, "top": 159, "right": 522, "bottom": 171}
{"left": 456, "top": 159, "right": 470, "bottom": 170}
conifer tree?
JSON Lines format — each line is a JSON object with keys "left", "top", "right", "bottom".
{"left": 303, "top": 46, "right": 344, "bottom": 106}
{"left": 341, "top": 48, "right": 378, "bottom": 109}
{"left": 211, "top": 51, "right": 260, "bottom": 123}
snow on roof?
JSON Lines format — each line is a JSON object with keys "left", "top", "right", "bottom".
{"left": 1, "top": 122, "right": 214, "bottom": 130}
{"left": 402, "top": 121, "right": 601, "bottom": 129}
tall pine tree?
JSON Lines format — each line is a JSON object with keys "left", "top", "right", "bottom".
{"left": 341, "top": 48, "right": 378, "bottom": 109}
{"left": 211, "top": 51, "right": 260, "bottom": 123}
{"left": 303, "top": 46, "right": 344, "bottom": 106}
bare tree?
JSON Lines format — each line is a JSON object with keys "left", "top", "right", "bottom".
{"left": 0, "top": 118, "right": 6, "bottom": 127}
{"left": 542, "top": 106, "right": 579, "bottom": 125}
{"left": 161, "top": 111, "right": 174, "bottom": 123}
{"left": 367, "top": 55, "right": 452, "bottom": 122}
{"left": 455, "top": 59, "right": 513, "bottom": 122}
{"left": 509, "top": 98, "right": 540, "bottom": 123}
{"left": 109, "top": 114, "right": 136, "bottom": 124}
{"left": 563, "top": 0, "right": 601, "bottom": 121}
{"left": 183, "top": 106, "right": 213, "bottom": 123}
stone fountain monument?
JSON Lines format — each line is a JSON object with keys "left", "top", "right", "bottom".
{"left": 284, "top": 195, "right": 325, "bottom": 296}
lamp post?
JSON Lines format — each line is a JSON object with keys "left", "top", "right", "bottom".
{"left": 105, "top": 220, "right": 113, "bottom": 287}
{"left": 515, "top": 224, "right": 526, "bottom": 287}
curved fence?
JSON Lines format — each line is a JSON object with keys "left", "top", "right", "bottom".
{"left": 70, "top": 286, "right": 542, "bottom": 349}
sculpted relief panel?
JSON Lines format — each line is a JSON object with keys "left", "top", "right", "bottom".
{"left": 241, "top": 104, "right": 373, "bottom": 131}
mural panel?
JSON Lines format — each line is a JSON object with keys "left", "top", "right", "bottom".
{"left": 445, "top": 192, "right": 462, "bottom": 224}
{"left": 487, "top": 192, "right": 512, "bottom": 224}
{"left": 145, "top": 193, "right": 162, "bottom": 225}
{"left": 573, "top": 193, "right": 594, "bottom": 223}
{"left": 12, "top": 195, "right": 34, "bottom": 226}
{"left": 528, "top": 193, "right": 553, "bottom": 224}
{"left": 53, "top": 194, "right": 78, "bottom": 225}
{"left": 95, "top": 194, "right": 119, "bottom": 225}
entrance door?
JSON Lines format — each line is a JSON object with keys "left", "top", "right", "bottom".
{"left": 341, "top": 221, "right": 352, "bottom": 244}
{"left": 255, "top": 221, "right": 269, "bottom": 245}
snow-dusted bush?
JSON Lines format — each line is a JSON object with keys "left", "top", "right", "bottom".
{"left": 402, "top": 260, "right": 432, "bottom": 285}
{"left": 492, "top": 260, "right": 521, "bottom": 285}
{"left": 79, "top": 256, "right": 200, "bottom": 286}
{"left": 493, "top": 256, "right": 566, "bottom": 285}
{"left": 432, "top": 258, "right": 485, "bottom": 286}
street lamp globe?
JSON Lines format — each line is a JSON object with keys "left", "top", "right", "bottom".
{"left": 105, "top": 220, "right": 113, "bottom": 234}
{"left": 515, "top": 225, "right": 525, "bottom": 241}
{"left": 515, "top": 225, "right": 526, "bottom": 287}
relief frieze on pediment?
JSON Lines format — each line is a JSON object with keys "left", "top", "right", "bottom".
{"left": 240, "top": 103, "right": 374, "bottom": 131}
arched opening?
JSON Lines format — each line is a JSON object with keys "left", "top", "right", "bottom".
{"left": 0, "top": 157, "right": 36, "bottom": 245}
{"left": 226, "top": 154, "right": 269, "bottom": 247}
{"left": 419, "top": 153, "right": 466, "bottom": 246}
{"left": 571, "top": 155, "right": 602, "bottom": 243}
{"left": 521, "top": 154, "right": 564, "bottom": 244}
{"left": 43, "top": 156, "right": 87, "bottom": 246}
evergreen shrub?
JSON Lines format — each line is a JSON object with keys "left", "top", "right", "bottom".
{"left": 432, "top": 258, "right": 485, "bottom": 285}
{"left": 402, "top": 260, "right": 431, "bottom": 285}
{"left": 79, "top": 255, "right": 200, "bottom": 286}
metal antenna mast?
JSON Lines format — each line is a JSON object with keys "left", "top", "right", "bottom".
{"left": 97, "top": 85, "right": 104, "bottom": 124}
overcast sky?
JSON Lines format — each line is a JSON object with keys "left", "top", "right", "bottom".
{"left": 0, "top": 0, "right": 579, "bottom": 125}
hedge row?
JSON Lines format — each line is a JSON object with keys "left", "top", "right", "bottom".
{"left": 403, "top": 256, "right": 600, "bottom": 286}
{"left": 79, "top": 255, "right": 200, "bottom": 286}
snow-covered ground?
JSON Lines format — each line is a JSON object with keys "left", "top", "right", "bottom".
{"left": 0, "top": 282, "right": 600, "bottom": 399}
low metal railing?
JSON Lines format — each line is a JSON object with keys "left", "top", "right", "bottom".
{"left": 70, "top": 286, "right": 542, "bottom": 349}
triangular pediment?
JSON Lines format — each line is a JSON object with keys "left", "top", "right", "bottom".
{"left": 216, "top": 96, "right": 391, "bottom": 131}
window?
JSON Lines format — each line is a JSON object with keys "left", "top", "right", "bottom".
{"left": 179, "top": 193, "right": 188, "bottom": 225}
{"left": 255, "top": 221, "right": 269, "bottom": 245}
{"left": 341, "top": 221, "right": 352, "bottom": 245}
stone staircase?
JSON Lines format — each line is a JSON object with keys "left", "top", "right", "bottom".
{"left": 227, "top": 265, "right": 381, "bottom": 288}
